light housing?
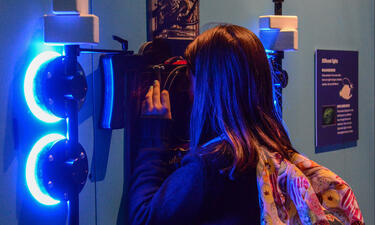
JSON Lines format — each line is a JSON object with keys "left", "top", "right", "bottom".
{"left": 25, "top": 133, "right": 66, "bottom": 205}
{"left": 24, "top": 51, "right": 63, "bottom": 123}
{"left": 101, "top": 57, "right": 114, "bottom": 128}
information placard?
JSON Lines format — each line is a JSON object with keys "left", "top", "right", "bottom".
{"left": 315, "top": 50, "right": 358, "bottom": 149}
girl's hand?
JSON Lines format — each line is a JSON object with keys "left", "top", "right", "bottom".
{"left": 141, "top": 80, "right": 172, "bottom": 119}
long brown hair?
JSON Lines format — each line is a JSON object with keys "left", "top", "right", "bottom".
{"left": 185, "top": 24, "right": 294, "bottom": 177}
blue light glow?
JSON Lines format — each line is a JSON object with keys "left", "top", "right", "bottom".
{"left": 25, "top": 133, "right": 65, "bottom": 205}
{"left": 102, "top": 58, "right": 114, "bottom": 128}
{"left": 265, "top": 49, "right": 276, "bottom": 54}
{"left": 66, "top": 118, "right": 70, "bottom": 140}
{"left": 273, "top": 92, "right": 282, "bottom": 117}
{"left": 265, "top": 49, "right": 276, "bottom": 60}
{"left": 24, "top": 51, "right": 62, "bottom": 123}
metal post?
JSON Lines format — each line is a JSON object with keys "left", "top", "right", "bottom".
{"left": 68, "top": 196, "right": 79, "bottom": 225}
{"left": 67, "top": 100, "right": 79, "bottom": 144}
{"left": 64, "top": 45, "right": 80, "bottom": 225}
{"left": 273, "top": 0, "right": 283, "bottom": 15}
{"left": 272, "top": 0, "right": 285, "bottom": 116}
{"left": 64, "top": 45, "right": 80, "bottom": 145}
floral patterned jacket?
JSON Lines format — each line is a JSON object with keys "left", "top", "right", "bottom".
{"left": 256, "top": 146, "right": 364, "bottom": 225}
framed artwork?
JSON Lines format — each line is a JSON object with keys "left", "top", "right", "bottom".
{"left": 147, "top": 0, "right": 199, "bottom": 40}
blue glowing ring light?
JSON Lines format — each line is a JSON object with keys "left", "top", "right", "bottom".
{"left": 24, "top": 51, "right": 62, "bottom": 123}
{"left": 25, "top": 133, "right": 65, "bottom": 205}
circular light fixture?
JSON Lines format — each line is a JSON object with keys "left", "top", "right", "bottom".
{"left": 24, "top": 51, "right": 62, "bottom": 123}
{"left": 25, "top": 133, "right": 65, "bottom": 205}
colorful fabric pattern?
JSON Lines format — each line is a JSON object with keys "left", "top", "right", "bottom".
{"left": 256, "top": 146, "right": 364, "bottom": 225}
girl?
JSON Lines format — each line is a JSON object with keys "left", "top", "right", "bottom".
{"left": 127, "top": 24, "right": 364, "bottom": 225}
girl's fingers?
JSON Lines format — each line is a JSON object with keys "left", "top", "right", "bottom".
{"left": 145, "top": 85, "right": 153, "bottom": 111}
{"left": 161, "top": 90, "right": 170, "bottom": 108}
{"left": 142, "top": 81, "right": 172, "bottom": 119}
{"left": 152, "top": 80, "right": 161, "bottom": 107}
{"left": 161, "top": 90, "right": 172, "bottom": 119}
